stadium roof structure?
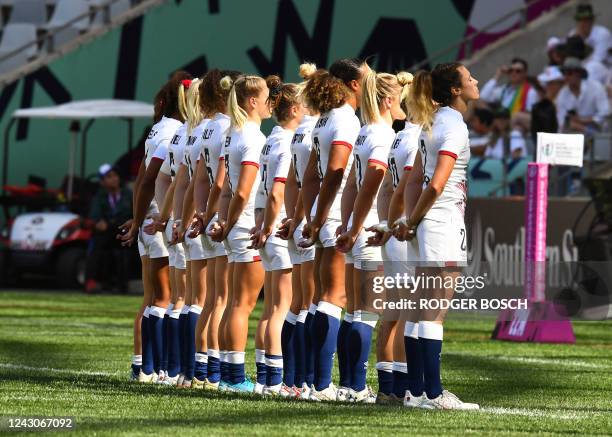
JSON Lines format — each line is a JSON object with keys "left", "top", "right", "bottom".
{"left": 12, "top": 99, "right": 154, "bottom": 119}
{"left": 3, "top": 99, "right": 154, "bottom": 201}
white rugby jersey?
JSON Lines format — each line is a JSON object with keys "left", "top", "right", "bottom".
{"left": 350, "top": 122, "right": 395, "bottom": 228}
{"left": 144, "top": 116, "right": 182, "bottom": 213}
{"left": 311, "top": 103, "right": 360, "bottom": 220}
{"left": 201, "top": 113, "right": 231, "bottom": 188}
{"left": 145, "top": 116, "right": 182, "bottom": 167}
{"left": 419, "top": 106, "right": 470, "bottom": 220}
{"left": 388, "top": 122, "right": 421, "bottom": 189}
{"left": 222, "top": 121, "right": 266, "bottom": 227}
{"left": 161, "top": 122, "right": 188, "bottom": 178}
{"left": 255, "top": 125, "right": 293, "bottom": 246}
{"left": 183, "top": 118, "right": 210, "bottom": 181}
{"left": 290, "top": 114, "right": 318, "bottom": 188}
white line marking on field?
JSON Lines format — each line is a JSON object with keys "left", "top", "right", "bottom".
{"left": 0, "top": 363, "right": 119, "bottom": 377}
{"left": 481, "top": 407, "right": 589, "bottom": 420}
{"left": 445, "top": 352, "right": 611, "bottom": 370}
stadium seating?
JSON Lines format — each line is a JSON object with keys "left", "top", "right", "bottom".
{"left": 0, "top": 0, "right": 142, "bottom": 76}
{"left": 0, "top": 23, "right": 37, "bottom": 74}
{"left": 7, "top": 0, "right": 47, "bottom": 26}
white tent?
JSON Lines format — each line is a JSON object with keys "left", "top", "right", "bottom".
{"left": 5, "top": 99, "right": 154, "bottom": 201}
{"left": 12, "top": 99, "right": 153, "bottom": 119}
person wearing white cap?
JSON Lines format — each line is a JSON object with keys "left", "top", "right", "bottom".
{"left": 537, "top": 65, "right": 565, "bottom": 102}
{"left": 557, "top": 57, "right": 610, "bottom": 133}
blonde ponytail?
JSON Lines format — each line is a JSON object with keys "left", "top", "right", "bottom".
{"left": 178, "top": 80, "right": 190, "bottom": 122}
{"left": 407, "top": 71, "right": 436, "bottom": 132}
{"left": 360, "top": 68, "right": 379, "bottom": 124}
{"left": 221, "top": 74, "right": 265, "bottom": 130}
{"left": 186, "top": 78, "right": 203, "bottom": 134}
{"left": 397, "top": 71, "right": 413, "bottom": 106}
{"left": 359, "top": 68, "right": 404, "bottom": 125}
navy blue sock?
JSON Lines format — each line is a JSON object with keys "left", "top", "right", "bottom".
{"left": 184, "top": 307, "right": 201, "bottom": 380}
{"left": 167, "top": 312, "right": 182, "bottom": 377}
{"left": 265, "top": 354, "right": 283, "bottom": 387}
{"left": 178, "top": 311, "right": 189, "bottom": 376}
{"left": 337, "top": 314, "right": 353, "bottom": 388}
{"left": 312, "top": 303, "right": 342, "bottom": 391}
{"left": 392, "top": 364, "right": 409, "bottom": 398}
{"left": 141, "top": 311, "right": 154, "bottom": 375}
{"left": 207, "top": 350, "right": 221, "bottom": 383}
{"left": 293, "top": 311, "right": 308, "bottom": 387}
{"left": 348, "top": 320, "right": 374, "bottom": 392}
{"left": 149, "top": 306, "right": 166, "bottom": 374}
{"left": 161, "top": 311, "right": 169, "bottom": 372}
{"left": 405, "top": 336, "right": 424, "bottom": 396}
{"left": 281, "top": 315, "right": 296, "bottom": 387}
{"left": 220, "top": 351, "right": 229, "bottom": 383}
{"left": 255, "top": 349, "right": 266, "bottom": 386}
{"left": 194, "top": 353, "right": 208, "bottom": 381}
{"left": 304, "top": 308, "right": 315, "bottom": 385}
{"left": 227, "top": 351, "right": 245, "bottom": 384}
{"left": 375, "top": 362, "right": 393, "bottom": 395}
{"left": 419, "top": 322, "right": 443, "bottom": 399}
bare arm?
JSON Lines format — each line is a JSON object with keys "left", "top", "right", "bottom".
{"left": 312, "top": 144, "right": 352, "bottom": 227}
{"left": 204, "top": 159, "right": 226, "bottom": 225}
{"left": 300, "top": 148, "right": 319, "bottom": 223}
{"left": 225, "top": 164, "right": 259, "bottom": 232}
{"left": 340, "top": 163, "right": 357, "bottom": 230}
{"left": 172, "top": 165, "right": 189, "bottom": 221}
{"left": 377, "top": 172, "right": 393, "bottom": 222}
{"left": 193, "top": 158, "right": 211, "bottom": 216}
{"left": 406, "top": 153, "right": 455, "bottom": 227}
{"left": 133, "top": 159, "right": 163, "bottom": 229}
{"left": 284, "top": 163, "right": 298, "bottom": 219}
{"left": 346, "top": 164, "right": 386, "bottom": 238}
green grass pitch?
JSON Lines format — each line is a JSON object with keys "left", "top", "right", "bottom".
{"left": 0, "top": 290, "right": 611, "bottom": 436}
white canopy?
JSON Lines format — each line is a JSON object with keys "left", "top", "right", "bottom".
{"left": 12, "top": 99, "right": 154, "bottom": 119}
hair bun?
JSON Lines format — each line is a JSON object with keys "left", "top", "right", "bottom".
{"left": 299, "top": 63, "right": 317, "bottom": 80}
{"left": 396, "top": 71, "right": 414, "bottom": 86}
{"left": 265, "top": 75, "right": 282, "bottom": 91}
{"left": 220, "top": 75, "right": 233, "bottom": 90}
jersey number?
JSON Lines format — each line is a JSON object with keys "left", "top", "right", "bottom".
{"left": 313, "top": 136, "right": 324, "bottom": 180}
{"left": 389, "top": 157, "right": 399, "bottom": 188}
{"left": 204, "top": 148, "right": 215, "bottom": 186}
{"left": 261, "top": 164, "right": 269, "bottom": 196}
{"left": 354, "top": 155, "right": 363, "bottom": 188}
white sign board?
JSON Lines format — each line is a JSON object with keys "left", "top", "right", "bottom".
{"left": 536, "top": 132, "right": 584, "bottom": 167}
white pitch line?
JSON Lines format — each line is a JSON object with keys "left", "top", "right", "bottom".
{"left": 444, "top": 352, "right": 611, "bottom": 370}
{"left": 0, "top": 363, "right": 119, "bottom": 377}
{"left": 480, "top": 407, "right": 590, "bottom": 420}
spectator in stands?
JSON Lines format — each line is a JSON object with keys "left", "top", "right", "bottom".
{"left": 485, "top": 107, "right": 527, "bottom": 160}
{"left": 480, "top": 57, "right": 539, "bottom": 116}
{"left": 563, "top": 35, "right": 610, "bottom": 86}
{"left": 530, "top": 67, "right": 561, "bottom": 148}
{"left": 557, "top": 57, "right": 610, "bottom": 134}
{"left": 469, "top": 107, "right": 494, "bottom": 156}
{"left": 568, "top": 3, "right": 611, "bottom": 64}
{"left": 85, "top": 163, "right": 133, "bottom": 293}
{"left": 538, "top": 65, "right": 565, "bottom": 102}
{"left": 546, "top": 36, "right": 565, "bottom": 66}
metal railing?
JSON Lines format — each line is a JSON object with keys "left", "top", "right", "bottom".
{"left": 409, "top": 0, "right": 570, "bottom": 70}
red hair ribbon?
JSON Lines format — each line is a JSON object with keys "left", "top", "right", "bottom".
{"left": 181, "top": 79, "right": 192, "bottom": 89}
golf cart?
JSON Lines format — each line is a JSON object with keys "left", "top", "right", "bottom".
{"left": 0, "top": 99, "right": 153, "bottom": 288}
